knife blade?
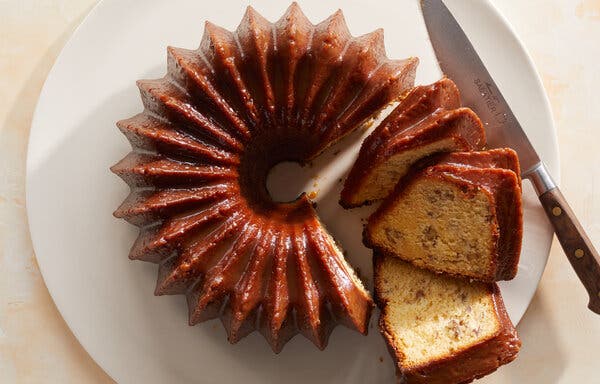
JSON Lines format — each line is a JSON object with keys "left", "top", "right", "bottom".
{"left": 421, "top": 0, "right": 540, "bottom": 174}
{"left": 421, "top": 0, "right": 600, "bottom": 314}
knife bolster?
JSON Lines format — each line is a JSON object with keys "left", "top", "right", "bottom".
{"left": 526, "top": 162, "right": 556, "bottom": 195}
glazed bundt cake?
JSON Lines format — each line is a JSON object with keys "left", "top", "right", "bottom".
{"left": 340, "top": 78, "right": 486, "bottom": 208}
{"left": 365, "top": 148, "right": 523, "bottom": 282}
{"left": 112, "top": 3, "right": 419, "bottom": 352}
{"left": 374, "top": 254, "right": 521, "bottom": 384}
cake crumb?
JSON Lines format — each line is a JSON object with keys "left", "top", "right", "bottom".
{"left": 379, "top": 356, "right": 384, "bottom": 363}
{"left": 353, "top": 267, "right": 364, "bottom": 281}
{"left": 361, "top": 118, "right": 375, "bottom": 131}
{"left": 384, "top": 227, "right": 404, "bottom": 244}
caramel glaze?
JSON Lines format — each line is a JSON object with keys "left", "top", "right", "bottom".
{"left": 373, "top": 253, "right": 521, "bottom": 384}
{"left": 340, "top": 78, "right": 486, "bottom": 208}
{"left": 111, "top": 2, "right": 418, "bottom": 353}
{"left": 434, "top": 148, "right": 521, "bottom": 184}
{"left": 365, "top": 148, "right": 523, "bottom": 282}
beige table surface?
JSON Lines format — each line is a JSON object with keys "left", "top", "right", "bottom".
{"left": 1, "top": 0, "right": 599, "bottom": 383}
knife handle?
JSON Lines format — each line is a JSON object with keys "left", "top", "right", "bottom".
{"left": 539, "top": 187, "right": 600, "bottom": 314}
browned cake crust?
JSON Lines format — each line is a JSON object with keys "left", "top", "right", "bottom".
{"left": 111, "top": 3, "right": 420, "bottom": 353}
{"left": 340, "top": 78, "right": 486, "bottom": 208}
{"left": 364, "top": 149, "right": 523, "bottom": 282}
{"left": 373, "top": 254, "right": 521, "bottom": 384}
{"left": 433, "top": 148, "right": 522, "bottom": 184}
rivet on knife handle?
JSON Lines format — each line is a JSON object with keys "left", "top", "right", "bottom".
{"left": 538, "top": 186, "right": 600, "bottom": 314}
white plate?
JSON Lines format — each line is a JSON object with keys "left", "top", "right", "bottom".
{"left": 27, "top": 0, "right": 559, "bottom": 383}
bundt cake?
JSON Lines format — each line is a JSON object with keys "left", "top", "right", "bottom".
{"left": 365, "top": 148, "right": 523, "bottom": 282}
{"left": 111, "top": 3, "right": 419, "bottom": 353}
{"left": 340, "top": 78, "right": 486, "bottom": 208}
{"left": 374, "top": 254, "right": 521, "bottom": 384}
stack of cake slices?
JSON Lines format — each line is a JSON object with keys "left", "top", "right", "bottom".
{"left": 341, "top": 77, "right": 523, "bottom": 384}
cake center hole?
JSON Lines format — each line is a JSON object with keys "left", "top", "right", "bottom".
{"left": 267, "top": 161, "right": 317, "bottom": 203}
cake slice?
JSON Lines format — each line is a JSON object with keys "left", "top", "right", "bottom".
{"left": 374, "top": 254, "right": 521, "bottom": 384}
{"left": 365, "top": 148, "right": 523, "bottom": 282}
{"left": 340, "top": 78, "right": 486, "bottom": 208}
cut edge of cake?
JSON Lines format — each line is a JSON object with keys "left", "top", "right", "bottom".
{"left": 364, "top": 148, "right": 523, "bottom": 282}
{"left": 374, "top": 254, "right": 521, "bottom": 384}
{"left": 340, "top": 78, "right": 486, "bottom": 209}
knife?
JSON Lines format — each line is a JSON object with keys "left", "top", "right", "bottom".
{"left": 420, "top": 0, "right": 600, "bottom": 314}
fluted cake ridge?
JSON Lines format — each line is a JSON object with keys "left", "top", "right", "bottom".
{"left": 112, "top": 2, "right": 418, "bottom": 352}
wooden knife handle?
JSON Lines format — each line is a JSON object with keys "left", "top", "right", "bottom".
{"left": 539, "top": 187, "right": 600, "bottom": 314}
